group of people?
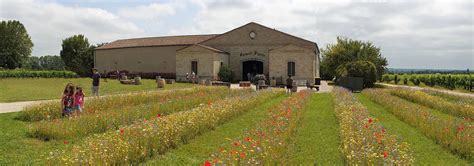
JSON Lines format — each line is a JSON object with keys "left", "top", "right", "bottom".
{"left": 185, "top": 72, "right": 197, "bottom": 83}
{"left": 61, "top": 83, "right": 85, "bottom": 116}
{"left": 61, "top": 68, "right": 101, "bottom": 116}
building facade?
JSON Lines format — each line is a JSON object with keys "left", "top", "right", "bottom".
{"left": 95, "top": 22, "right": 320, "bottom": 84}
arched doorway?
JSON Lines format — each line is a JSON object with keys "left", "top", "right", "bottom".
{"left": 242, "top": 60, "right": 263, "bottom": 81}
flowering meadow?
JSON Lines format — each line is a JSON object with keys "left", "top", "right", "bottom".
{"left": 332, "top": 87, "right": 414, "bottom": 165}
{"left": 390, "top": 88, "right": 474, "bottom": 119}
{"left": 46, "top": 89, "right": 285, "bottom": 165}
{"left": 17, "top": 87, "right": 233, "bottom": 122}
{"left": 29, "top": 87, "right": 250, "bottom": 140}
{"left": 207, "top": 90, "right": 312, "bottom": 164}
{"left": 422, "top": 89, "right": 474, "bottom": 105}
{"left": 363, "top": 89, "right": 474, "bottom": 161}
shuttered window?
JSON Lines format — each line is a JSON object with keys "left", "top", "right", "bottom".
{"left": 287, "top": 62, "right": 295, "bottom": 76}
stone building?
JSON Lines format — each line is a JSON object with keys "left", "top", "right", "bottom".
{"left": 95, "top": 22, "right": 320, "bottom": 84}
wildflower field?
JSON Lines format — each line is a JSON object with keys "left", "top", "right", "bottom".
{"left": 0, "top": 85, "right": 473, "bottom": 165}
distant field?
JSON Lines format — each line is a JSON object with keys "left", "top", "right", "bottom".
{"left": 0, "top": 78, "right": 193, "bottom": 102}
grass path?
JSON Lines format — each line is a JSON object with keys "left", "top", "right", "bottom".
{"left": 356, "top": 93, "right": 470, "bottom": 165}
{"left": 286, "top": 93, "right": 344, "bottom": 165}
{"left": 144, "top": 95, "right": 288, "bottom": 165}
{"left": 0, "top": 112, "right": 68, "bottom": 165}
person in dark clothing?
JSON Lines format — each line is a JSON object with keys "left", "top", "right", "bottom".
{"left": 286, "top": 75, "right": 294, "bottom": 95}
{"left": 92, "top": 69, "right": 101, "bottom": 97}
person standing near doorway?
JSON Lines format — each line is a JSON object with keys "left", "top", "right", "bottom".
{"left": 286, "top": 75, "right": 294, "bottom": 95}
{"left": 92, "top": 68, "right": 101, "bottom": 97}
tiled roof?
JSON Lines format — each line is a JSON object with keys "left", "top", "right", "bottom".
{"left": 176, "top": 44, "right": 229, "bottom": 54}
{"left": 96, "top": 34, "right": 220, "bottom": 50}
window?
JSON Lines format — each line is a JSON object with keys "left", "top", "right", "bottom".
{"left": 191, "top": 61, "right": 198, "bottom": 74}
{"left": 287, "top": 62, "right": 295, "bottom": 76}
{"left": 220, "top": 61, "right": 224, "bottom": 67}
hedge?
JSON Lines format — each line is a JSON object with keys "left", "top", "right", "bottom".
{"left": 0, "top": 70, "right": 78, "bottom": 78}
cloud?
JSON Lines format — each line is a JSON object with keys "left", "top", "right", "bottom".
{"left": 1, "top": 0, "right": 472, "bottom": 69}
{"left": 0, "top": 0, "right": 145, "bottom": 56}
{"left": 117, "top": 2, "right": 179, "bottom": 20}
{"left": 178, "top": 0, "right": 473, "bottom": 69}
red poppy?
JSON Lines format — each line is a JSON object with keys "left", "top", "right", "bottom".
{"left": 246, "top": 137, "right": 251, "bottom": 142}
{"left": 120, "top": 129, "right": 124, "bottom": 134}
{"left": 368, "top": 118, "right": 373, "bottom": 123}
{"left": 381, "top": 128, "right": 386, "bottom": 133}
{"left": 234, "top": 142, "right": 240, "bottom": 146}
{"left": 157, "top": 114, "right": 161, "bottom": 118}
{"left": 457, "top": 126, "right": 465, "bottom": 133}
{"left": 203, "top": 160, "right": 211, "bottom": 166}
{"left": 383, "top": 151, "right": 388, "bottom": 158}
{"left": 240, "top": 152, "right": 246, "bottom": 158}
{"left": 63, "top": 140, "right": 69, "bottom": 145}
{"left": 364, "top": 124, "right": 369, "bottom": 129}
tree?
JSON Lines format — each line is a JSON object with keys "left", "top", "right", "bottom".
{"left": 321, "top": 37, "right": 387, "bottom": 87}
{"left": 0, "top": 20, "right": 34, "bottom": 69}
{"left": 23, "top": 56, "right": 42, "bottom": 70}
{"left": 40, "top": 55, "right": 66, "bottom": 70}
{"left": 60, "top": 35, "right": 94, "bottom": 76}
{"left": 218, "top": 64, "right": 234, "bottom": 82}
{"left": 336, "top": 60, "right": 377, "bottom": 88}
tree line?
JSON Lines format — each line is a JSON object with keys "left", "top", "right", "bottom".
{"left": 0, "top": 20, "right": 104, "bottom": 76}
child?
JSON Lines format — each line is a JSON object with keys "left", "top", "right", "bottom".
{"left": 74, "top": 86, "right": 85, "bottom": 112}
{"left": 61, "top": 83, "right": 75, "bottom": 116}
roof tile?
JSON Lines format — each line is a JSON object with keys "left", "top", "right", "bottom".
{"left": 96, "top": 34, "right": 219, "bottom": 50}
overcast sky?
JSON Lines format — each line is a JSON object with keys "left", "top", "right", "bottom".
{"left": 1, "top": 0, "right": 472, "bottom": 69}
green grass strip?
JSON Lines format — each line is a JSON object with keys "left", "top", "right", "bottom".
{"left": 0, "top": 112, "right": 63, "bottom": 165}
{"left": 356, "top": 93, "right": 470, "bottom": 165}
{"left": 143, "top": 95, "right": 288, "bottom": 165}
{"left": 286, "top": 93, "right": 344, "bottom": 165}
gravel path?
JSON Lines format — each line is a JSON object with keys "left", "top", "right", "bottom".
{"left": 379, "top": 83, "right": 474, "bottom": 98}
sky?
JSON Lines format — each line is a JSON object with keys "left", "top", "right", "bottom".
{"left": 0, "top": 0, "right": 473, "bottom": 69}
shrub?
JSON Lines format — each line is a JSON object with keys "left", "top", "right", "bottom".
{"left": 104, "top": 70, "right": 175, "bottom": 79}
{"left": 336, "top": 60, "right": 377, "bottom": 88}
{"left": 218, "top": 64, "right": 233, "bottom": 82}
{"left": 0, "top": 69, "right": 78, "bottom": 78}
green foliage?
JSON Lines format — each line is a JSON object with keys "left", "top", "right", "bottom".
{"left": 23, "top": 55, "right": 66, "bottom": 70}
{"left": 218, "top": 64, "right": 234, "bottom": 82}
{"left": 60, "top": 35, "right": 94, "bottom": 77}
{"left": 0, "top": 20, "right": 33, "bottom": 69}
{"left": 321, "top": 37, "right": 387, "bottom": 84}
{"left": 0, "top": 69, "right": 77, "bottom": 78}
{"left": 382, "top": 73, "right": 473, "bottom": 91}
{"left": 336, "top": 60, "right": 377, "bottom": 88}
